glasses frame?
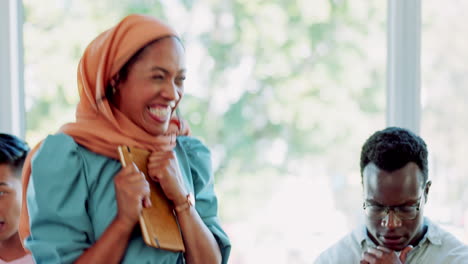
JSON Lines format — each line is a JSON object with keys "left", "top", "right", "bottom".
{"left": 363, "top": 193, "right": 425, "bottom": 220}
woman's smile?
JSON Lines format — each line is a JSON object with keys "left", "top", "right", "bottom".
{"left": 147, "top": 105, "right": 172, "bottom": 123}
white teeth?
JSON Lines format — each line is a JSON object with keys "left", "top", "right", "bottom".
{"left": 148, "top": 107, "right": 170, "bottom": 118}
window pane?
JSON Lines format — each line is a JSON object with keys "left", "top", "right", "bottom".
{"left": 422, "top": 0, "right": 468, "bottom": 243}
{"left": 24, "top": 0, "right": 386, "bottom": 262}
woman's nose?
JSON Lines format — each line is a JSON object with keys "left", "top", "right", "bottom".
{"left": 161, "top": 81, "right": 180, "bottom": 102}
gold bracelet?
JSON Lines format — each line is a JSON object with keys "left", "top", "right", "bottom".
{"left": 174, "top": 193, "right": 194, "bottom": 213}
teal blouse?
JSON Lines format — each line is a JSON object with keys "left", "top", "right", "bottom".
{"left": 25, "top": 134, "right": 231, "bottom": 264}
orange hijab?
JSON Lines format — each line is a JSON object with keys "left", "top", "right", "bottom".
{"left": 19, "top": 14, "right": 190, "bottom": 241}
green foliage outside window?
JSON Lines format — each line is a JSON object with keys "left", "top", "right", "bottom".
{"left": 24, "top": 0, "right": 387, "bottom": 262}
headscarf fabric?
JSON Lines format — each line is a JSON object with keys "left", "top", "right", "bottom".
{"left": 19, "top": 14, "right": 191, "bottom": 242}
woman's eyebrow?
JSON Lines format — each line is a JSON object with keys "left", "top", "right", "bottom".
{"left": 150, "top": 66, "right": 186, "bottom": 74}
{"left": 150, "top": 66, "right": 169, "bottom": 74}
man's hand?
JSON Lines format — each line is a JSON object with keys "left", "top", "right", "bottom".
{"left": 360, "top": 246, "right": 413, "bottom": 264}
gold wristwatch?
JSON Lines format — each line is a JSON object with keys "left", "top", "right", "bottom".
{"left": 175, "top": 193, "right": 195, "bottom": 213}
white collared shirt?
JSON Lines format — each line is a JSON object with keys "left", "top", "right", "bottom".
{"left": 314, "top": 218, "right": 468, "bottom": 264}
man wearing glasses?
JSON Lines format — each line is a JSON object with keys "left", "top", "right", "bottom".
{"left": 315, "top": 127, "right": 468, "bottom": 264}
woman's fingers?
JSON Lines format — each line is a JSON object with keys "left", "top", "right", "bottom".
{"left": 114, "top": 162, "right": 153, "bottom": 226}
{"left": 149, "top": 150, "right": 174, "bottom": 160}
{"left": 146, "top": 151, "right": 187, "bottom": 205}
{"left": 126, "top": 163, "right": 152, "bottom": 208}
{"left": 143, "top": 196, "right": 152, "bottom": 208}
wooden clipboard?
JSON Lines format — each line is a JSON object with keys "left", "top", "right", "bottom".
{"left": 117, "top": 146, "right": 185, "bottom": 252}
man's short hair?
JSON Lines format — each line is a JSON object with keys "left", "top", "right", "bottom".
{"left": 0, "top": 133, "right": 30, "bottom": 177}
{"left": 360, "top": 127, "right": 428, "bottom": 185}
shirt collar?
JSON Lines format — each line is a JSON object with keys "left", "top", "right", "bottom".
{"left": 357, "top": 217, "right": 443, "bottom": 249}
{"left": 421, "top": 218, "right": 442, "bottom": 246}
{"left": 355, "top": 224, "right": 375, "bottom": 249}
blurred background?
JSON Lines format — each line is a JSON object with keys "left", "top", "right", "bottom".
{"left": 14, "top": 0, "right": 468, "bottom": 263}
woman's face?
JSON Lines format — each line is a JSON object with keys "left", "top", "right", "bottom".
{"left": 114, "top": 37, "right": 186, "bottom": 136}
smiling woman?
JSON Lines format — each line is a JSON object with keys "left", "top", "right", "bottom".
{"left": 18, "top": 14, "right": 230, "bottom": 264}
{"left": 110, "top": 36, "right": 185, "bottom": 137}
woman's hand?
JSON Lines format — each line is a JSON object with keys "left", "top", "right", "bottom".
{"left": 75, "top": 163, "right": 151, "bottom": 264}
{"left": 147, "top": 151, "right": 188, "bottom": 206}
{"left": 148, "top": 151, "right": 222, "bottom": 264}
{"left": 114, "top": 163, "right": 151, "bottom": 229}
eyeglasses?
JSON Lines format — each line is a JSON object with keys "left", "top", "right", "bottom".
{"left": 363, "top": 195, "right": 423, "bottom": 220}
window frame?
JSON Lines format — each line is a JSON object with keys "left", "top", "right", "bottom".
{"left": 0, "top": 0, "right": 25, "bottom": 138}
{"left": 386, "top": 0, "right": 421, "bottom": 134}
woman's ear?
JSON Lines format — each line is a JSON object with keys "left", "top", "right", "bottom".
{"left": 106, "top": 75, "right": 121, "bottom": 102}
{"left": 110, "top": 74, "right": 121, "bottom": 88}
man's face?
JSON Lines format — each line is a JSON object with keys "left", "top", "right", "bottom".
{"left": 363, "top": 162, "right": 430, "bottom": 251}
{"left": 0, "top": 164, "right": 22, "bottom": 242}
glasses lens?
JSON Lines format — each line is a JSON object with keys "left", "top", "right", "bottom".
{"left": 395, "top": 206, "right": 418, "bottom": 219}
{"left": 365, "top": 205, "right": 385, "bottom": 218}
{"left": 364, "top": 205, "right": 418, "bottom": 220}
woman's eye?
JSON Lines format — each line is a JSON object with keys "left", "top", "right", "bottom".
{"left": 176, "top": 76, "right": 186, "bottom": 83}
{"left": 152, "top": 75, "right": 164, "bottom": 80}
